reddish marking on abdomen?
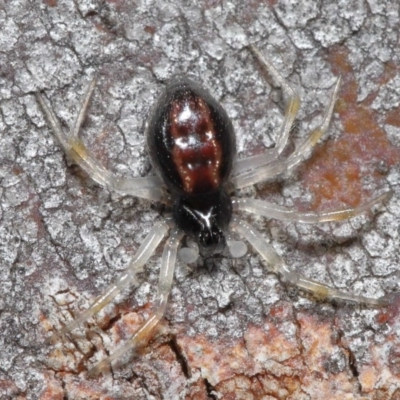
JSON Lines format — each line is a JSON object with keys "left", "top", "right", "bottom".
{"left": 170, "top": 96, "right": 222, "bottom": 194}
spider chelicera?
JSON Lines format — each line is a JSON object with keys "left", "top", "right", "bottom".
{"left": 37, "top": 45, "right": 391, "bottom": 377}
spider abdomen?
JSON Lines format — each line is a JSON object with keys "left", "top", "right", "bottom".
{"left": 147, "top": 76, "right": 236, "bottom": 196}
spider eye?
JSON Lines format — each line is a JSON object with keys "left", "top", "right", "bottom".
{"left": 199, "top": 226, "right": 224, "bottom": 248}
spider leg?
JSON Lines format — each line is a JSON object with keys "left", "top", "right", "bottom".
{"left": 280, "top": 76, "right": 341, "bottom": 173}
{"left": 47, "top": 221, "right": 169, "bottom": 344}
{"left": 234, "top": 45, "right": 300, "bottom": 176}
{"left": 36, "top": 79, "right": 164, "bottom": 202}
{"left": 231, "top": 217, "right": 388, "bottom": 307}
{"left": 232, "top": 75, "right": 341, "bottom": 189}
{"left": 87, "top": 227, "right": 184, "bottom": 377}
{"left": 233, "top": 191, "right": 392, "bottom": 223}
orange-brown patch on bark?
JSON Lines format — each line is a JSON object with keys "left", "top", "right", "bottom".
{"left": 301, "top": 46, "right": 400, "bottom": 210}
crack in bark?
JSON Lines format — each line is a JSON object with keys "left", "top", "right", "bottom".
{"left": 204, "top": 378, "right": 218, "bottom": 400}
{"left": 168, "top": 336, "right": 191, "bottom": 379}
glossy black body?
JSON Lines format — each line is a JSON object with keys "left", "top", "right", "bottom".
{"left": 147, "top": 76, "right": 236, "bottom": 248}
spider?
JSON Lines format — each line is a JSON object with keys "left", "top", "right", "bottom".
{"left": 36, "top": 45, "right": 391, "bottom": 377}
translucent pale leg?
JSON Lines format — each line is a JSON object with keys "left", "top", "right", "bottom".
{"left": 47, "top": 221, "right": 169, "bottom": 343}
{"left": 231, "top": 217, "right": 388, "bottom": 307}
{"left": 36, "top": 79, "right": 164, "bottom": 202}
{"left": 233, "top": 191, "right": 392, "bottom": 223}
{"left": 233, "top": 45, "right": 300, "bottom": 175}
{"left": 233, "top": 151, "right": 277, "bottom": 176}
{"left": 88, "top": 228, "right": 184, "bottom": 377}
{"left": 232, "top": 76, "right": 341, "bottom": 189}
